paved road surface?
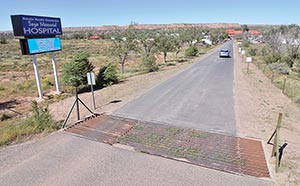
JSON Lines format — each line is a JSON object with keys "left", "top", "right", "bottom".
{"left": 114, "top": 41, "right": 235, "bottom": 135}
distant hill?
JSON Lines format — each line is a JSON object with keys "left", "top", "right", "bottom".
{"left": 1, "top": 23, "right": 241, "bottom": 34}
{"left": 63, "top": 23, "right": 241, "bottom": 32}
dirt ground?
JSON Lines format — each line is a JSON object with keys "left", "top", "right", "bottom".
{"left": 48, "top": 43, "right": 300, "bottom": 186}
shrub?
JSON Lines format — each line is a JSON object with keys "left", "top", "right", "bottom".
{"left": 263, "top": 52, "right": 281, "bottom": 65}
{"left": 13, "top": 80, "right": 35, "bottom": 95}
{"left": 42, "top": 77, "right": 53, "bottom": 90}
{"left": 242, "top": 41, "right": 250, "bottom": 48}
{"left": 268, "top": 63, "right": 290, "bottom": 75}
{"left": 260, "top": 46, "right": 268, "bottom": 56}
{"left": 71, "top": 33, "right": 85, "bottom": 39}
{"left": 281, "top": 56, "right": 294, "bottom": 68}
{"left": 0, "top": 113, "right": 12, "bottom": 121}
{"left": 24, "top": 101, "right": 58, "bottom": 132}
{"left": 294, "top": 58, "right": 300, "bottom": 70}
{"left": 0, "top": 101, "right": 58, "bottom": 146}
{"left": 0, "top": 35, "right": 8, "bottom": 44}
{"left": 185, "top": 46, "right": 198, "bottom": 57}
{"left": 141, "top": 54, "right": 159, "bottom": 72}
{"left": 96, "top": 63, "right": 119, "bottom": 88}
{"left": 248, "top": 48, "right": 258, "bottom": 56}
{"left": 62, "top": 53, "right": 94, "bottom": 87}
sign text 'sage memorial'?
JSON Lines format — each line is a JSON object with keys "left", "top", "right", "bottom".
{"left": 11, "top": 15, "right": 62, "bottom": 37}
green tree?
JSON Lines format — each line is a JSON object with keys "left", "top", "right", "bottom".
{"left": 179, "top": 27, "right": 202, "bottom": 46}
{"left": 282, "top": 25, "right": 300, "bottom": 68}
{"left": 138, "top": 31, "right": 157, "bottom": 56}
{"left": 111, "top": 24, "right": 139, "bottom": 73}
{"left": 174, "top": 38, "right": 182, "bottom": 58}
{"left": 265, "top": 25, "right": 300, "bottom": 68}
{"left": 62, "top": 53, "right": 94, "bottom": 87}
{"left": 71, "top": 33, "right": 85, "bottom": 39}
{"left": 241, "top": 24, "right": 249, "bottom": 32}
{"left": 210, "top": 29, "right": 228, "bottom": 44}
{"left": 265, "top": 28, "right": 283, "bottom": 54}
{"left": 156, "top": 32, "right": 176, "bottom": 63}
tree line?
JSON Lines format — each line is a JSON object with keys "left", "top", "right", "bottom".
{"left": 109, "top": 24, "right": 228, "bottom": 73}
{"left": 263, "top": 25, "right": 300, "bottom": 72}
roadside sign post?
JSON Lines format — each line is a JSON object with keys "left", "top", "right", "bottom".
{"left": 246, "top": 57, "right": 252, "bottom": 74}
{"left": 241, "top": 50, "right": 246, "bottom": 63}
{"left": 32, "top": 55, "right": 43, "bottom": 100}
{"left": 87, "top": 72, "right": 96, "bottom": 110}
{"left": 51, "top": 53, "right": 61, "bottom": 94}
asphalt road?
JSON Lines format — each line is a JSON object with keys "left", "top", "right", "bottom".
{"left": 114, "top": 41, "right": 235, "bottom": 135}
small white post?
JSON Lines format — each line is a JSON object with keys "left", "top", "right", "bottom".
{"left": 51, "top": 53, "right": 61, "bottom": 94}
{"left": 87, "top": 72, "right": 96, "bottom": 110}
{"left": 32, "top": 55, "right": 43, "bottom": 100}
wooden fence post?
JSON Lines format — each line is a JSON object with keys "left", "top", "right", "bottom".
{"left": 269, "top": 113, "right": 282, "bottom": 173}
{"left": 271, "top": 113, "right": 282, "bottom": 157}
{"left": 282, "top": 77, "right": 287, "bottom": 94}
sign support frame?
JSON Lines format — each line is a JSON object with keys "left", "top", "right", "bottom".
{"left": 32, "top": 55, "right": 43, "bottom": 100}
{"left": 87, "top": 72, "right": 96, "bottom": 110}
{"left": 51, "top": 53, "right": 61, "bottom": 94}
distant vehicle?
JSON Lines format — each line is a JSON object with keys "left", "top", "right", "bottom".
{"left": 219, "top": 49, "right": 230, "bottom": 58}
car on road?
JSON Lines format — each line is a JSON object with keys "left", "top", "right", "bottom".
{"left": 219, "top": 49, "right": 230, "bottom": 58}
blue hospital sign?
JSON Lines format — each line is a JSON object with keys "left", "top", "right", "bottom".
{"left": 11, "top": 15, "right": 62, "bottom": 37}
{"left": 11, "top": 14, "right": 63, "bottom": 55}
{"left": 27, "top": 37, "right": 62, "bottom": 54}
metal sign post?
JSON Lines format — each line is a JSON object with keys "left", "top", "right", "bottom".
{"left": 246, "top": 57, "right": 252, "bottom": 74}
{"left": 241, "top": 50, "right": 246, "bottom": 63}
{"left": 87, "top": 72, "right": 96, "bottom": 110}
{"left": 51, "top": 53, "right": 61, "bottom": 94}
{"left": 32, "top": 55, "right": 43, "bottom": 100}
{"left": 62, "top": 87, "right": 95, "bottom": 128}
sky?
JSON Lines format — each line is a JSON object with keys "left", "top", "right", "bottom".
{"left": 1, "top": 0, "right": 300, "bottom": 31}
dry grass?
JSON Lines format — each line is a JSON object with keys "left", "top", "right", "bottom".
{"left": 244, "top": 43, "right": 300, "bottom": 104}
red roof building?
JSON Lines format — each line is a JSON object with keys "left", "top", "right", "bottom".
{"left": 89, "top": 35, "right": 102, "bottom": 39}
{"left": 248, "top": 30, "right": 261, "bottom": 35}
{"left": 225, "top": 29, "right": 260, "bottom": 36}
